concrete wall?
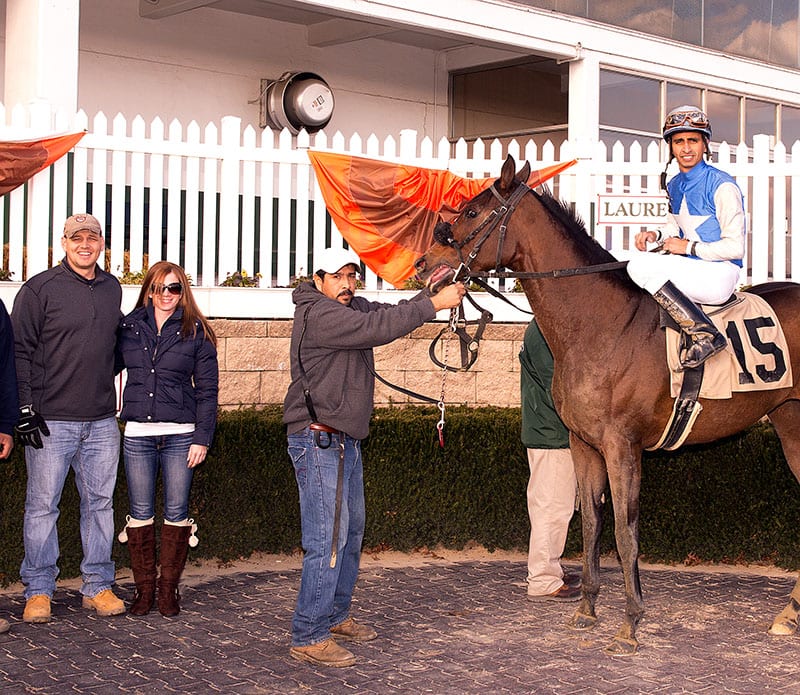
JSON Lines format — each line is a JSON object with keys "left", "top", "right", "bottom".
{"left": 212, "top": 318, "right": 525, "bottom": 409}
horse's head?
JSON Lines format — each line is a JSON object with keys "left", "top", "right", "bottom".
{"left": 415, "top": 154, "right": 531, "bottom": 291}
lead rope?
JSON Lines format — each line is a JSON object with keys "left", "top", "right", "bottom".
{"left": 436, "top": 306, "right": 458, "bottom": 447}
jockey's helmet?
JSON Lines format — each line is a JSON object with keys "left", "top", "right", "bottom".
{"left": 663, "top": 106, "right": 712, "bottom": 142}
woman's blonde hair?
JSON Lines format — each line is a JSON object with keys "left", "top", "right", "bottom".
{"left": 135, "top": 261, "right": 217, "bottom": 347}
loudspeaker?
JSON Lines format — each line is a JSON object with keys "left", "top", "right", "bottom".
{"left": 261, "top": 71, "right": 335, "bottom": 134}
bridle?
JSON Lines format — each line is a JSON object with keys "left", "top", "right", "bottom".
{"left": 428, "top": 178, "right": 628, "bottom": 371}
{"left": 434, "top": 179, "right": 629, "bottom": 284}
{"left": 435, "top": 179, "right": 533, "bottom": 273}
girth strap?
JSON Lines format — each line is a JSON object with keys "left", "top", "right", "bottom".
{"left": 646, "top": 365, "right": 704, "bottom": 451}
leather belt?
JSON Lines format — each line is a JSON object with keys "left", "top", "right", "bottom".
{"left": 309, "top": 422, "right": 339, "bottom": 435}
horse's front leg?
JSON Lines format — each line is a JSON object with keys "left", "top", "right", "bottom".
{"left": 567, "top": 436, "right": 606, "bottom": 632}
{"left": 769, "top": 575, "right": 800, "bottom": 635}
{"left": 604, "top": 440, "right": 644, "bottom": 655}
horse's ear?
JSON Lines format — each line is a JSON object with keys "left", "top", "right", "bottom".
{"left": 517, "top": 160, "right": 531, "bottom": 183}
{"left": 499, "top": 155, "right": 517, "bottom": 191}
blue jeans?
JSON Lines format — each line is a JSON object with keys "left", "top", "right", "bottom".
{"left": 287, "top": 427, "right": 365, "bottom": 647}
{"left": 21, "top": 417, "right": 121, "bottom": 599}
{"left": 123, "top": 433, "right": 195, "bottom": 522}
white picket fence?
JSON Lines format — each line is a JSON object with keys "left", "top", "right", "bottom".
{"left": 0, "top": 104, "right": 797, "bottom": 298}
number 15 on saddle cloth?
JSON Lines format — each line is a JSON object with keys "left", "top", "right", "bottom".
{"left": 666, "top": 292, "right": 793, "bottom": 399}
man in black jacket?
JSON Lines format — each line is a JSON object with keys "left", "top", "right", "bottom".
{"left": 0, "top": 297, "right": 18, "bottom": 634}
{"left": 12, "top": 214, "right": 124, "bottom": 624}
{"left": 284, "top": 247, "right": 464, "bottom": 668}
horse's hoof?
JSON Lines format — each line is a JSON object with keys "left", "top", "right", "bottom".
{"left": 768, "top": 618, "right": 797, "bottom": 636}
{"left": 567, "top": 611, "right": 597, "bottom": 631}
{"left": 604, "top": 637, "right": 639, "bottom": 656}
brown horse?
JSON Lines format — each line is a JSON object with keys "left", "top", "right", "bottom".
{"left": 414, "top": 154, "right": 800, "bottom": 655}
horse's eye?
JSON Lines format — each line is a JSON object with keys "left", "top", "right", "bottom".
{"left": 466, "top": 209, "right": 478, "bottom": 219}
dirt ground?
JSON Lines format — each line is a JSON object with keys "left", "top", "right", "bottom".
{"left": 1, "top": 545, "right": 795, "bottom": 596}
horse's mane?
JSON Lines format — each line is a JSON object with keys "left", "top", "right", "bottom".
{"left": 532, "top": 185, "right": 616, "bottom": 265}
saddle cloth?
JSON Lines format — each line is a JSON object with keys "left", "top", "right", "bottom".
{"left": 666, "top": 292, "right": 793, "bottom": 399}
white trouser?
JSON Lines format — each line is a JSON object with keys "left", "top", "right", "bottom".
{"left": 526, "top": 448, "right": 577, "bottom": 595}
{"left": 626, "top": 252, "right": 741, "bottom": 305}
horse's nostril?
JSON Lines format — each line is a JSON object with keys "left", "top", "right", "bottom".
{"left": 414, "top": 258, "right": 426, "bottom": 271}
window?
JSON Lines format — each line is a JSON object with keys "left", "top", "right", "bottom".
{"left": 599, "top": 71, "right": 659, "bottom": 135}
{"left": 511, "top": 0, "right": 799, "bottom": 69}
{"left": 746, "top": 100, "right": 776, "bottom": 143}
{"left": 456, "top": 65, "right": 797, "bottom": 150}
{"left": 665, "top": 84, "right": 702, "bottom": 115}
{"left": 780, "top": 105, "right": 800, "bottom": 145}
{"left": 450, "top": 58, "right": 568, "bottom": 141}
{"left": 705, "top": 92, "right": 740, "bottom": 144}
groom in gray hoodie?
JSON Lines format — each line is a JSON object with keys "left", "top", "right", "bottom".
{"left": 284, "top": 246, "right": 464, "bottom": 668}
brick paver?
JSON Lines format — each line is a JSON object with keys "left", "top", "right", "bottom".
{"left": 0, "top": 559, "right": 798, "bottom": 693}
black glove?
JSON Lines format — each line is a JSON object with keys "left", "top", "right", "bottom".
{"left": 15, "top": 405, "right": 50, "bottom": 449}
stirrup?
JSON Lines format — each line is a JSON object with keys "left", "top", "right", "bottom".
{"left": 678, "top": 333, "right": 727, "bottom": 371}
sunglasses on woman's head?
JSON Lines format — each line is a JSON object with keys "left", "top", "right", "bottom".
{"left": 151, "top": 282, "right": 183, "bottom": 296}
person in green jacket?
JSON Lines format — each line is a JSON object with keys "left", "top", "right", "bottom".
{"left": 520, "top": 319, "right": 580, "bottom": 601}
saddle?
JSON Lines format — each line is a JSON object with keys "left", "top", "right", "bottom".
{"left": 662, "top": 292, "right": 792, "bottom": 399}
{"left": 649, "top": 292, "right": 793, "bottom": 451}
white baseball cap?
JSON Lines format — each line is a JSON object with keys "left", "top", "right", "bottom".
{"left": 314, "top": 247, "right": 361, "bottom": 274}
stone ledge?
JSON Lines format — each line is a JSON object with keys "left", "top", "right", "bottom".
{"left": 216, "top": 318, "right": 525, "bottom": 408}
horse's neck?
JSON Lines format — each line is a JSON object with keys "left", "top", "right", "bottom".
{"left": 517, "top": 249, "right": 655, "bottom": 360}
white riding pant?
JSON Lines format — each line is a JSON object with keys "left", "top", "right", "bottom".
{"left": 526, "top": 448, "right": 577, "bottom": 595}
{"left": 626, "top": 251, "right": 741, "bottom": 305}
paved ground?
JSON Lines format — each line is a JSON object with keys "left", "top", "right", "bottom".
{"left": 0, "top": 552, "right": 799, "bottom": 694}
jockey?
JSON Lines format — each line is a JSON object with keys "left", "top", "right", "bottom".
{"left": 626, "top": 105, "right": 746, "bottom": 370}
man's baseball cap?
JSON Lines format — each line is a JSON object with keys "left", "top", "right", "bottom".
{"left": 63, "top": 213, "right": 103, "bottom": 238}
{"left": 314, "top": 247, "right": 361, "bottom": 274}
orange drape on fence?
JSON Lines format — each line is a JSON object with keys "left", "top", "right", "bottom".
{"left": 0, "top": 131, "right": 86, "bottom": 196}
{"left": 308, "top": 150, "right": 577, "bottom": 287}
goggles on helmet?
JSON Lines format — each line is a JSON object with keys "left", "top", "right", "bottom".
{"left": 662, "top": 106, "right": 711, "bottom": 142}
{"left": 663, "top": 109, "right": 709, "bottom": 132}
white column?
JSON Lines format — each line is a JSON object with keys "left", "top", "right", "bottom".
{"left": 567, "top": 50, "right": 600, "bottom": 148}
{"left": 567, "top": 51, "right": 601, "bottom": 232}
{"left": 4, "top": 0, "right": 80, "bottom": 115}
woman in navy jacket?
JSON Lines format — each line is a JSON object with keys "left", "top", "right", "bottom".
{"left": 117, "top": 261, "right": 218, "bottom": 617}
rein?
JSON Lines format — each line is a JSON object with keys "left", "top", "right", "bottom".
{"left": 464, "top": 260, "right": 629, "bottom": 281}
{"left": 429, "top": 179, "right": 629, "bottom": 368}
{"left": 299, "top": 301, "right": 452, "bottom": 447}
{"left": 436, "top": 179, "right": 628, "bottom": 285}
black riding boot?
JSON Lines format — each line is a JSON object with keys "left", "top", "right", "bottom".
{"left": 653, "top": 280, "right": 727, "bottom": 370}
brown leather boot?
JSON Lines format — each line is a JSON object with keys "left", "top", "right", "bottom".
{"left": 126, "top": 523, "right": 157, "bottom": 616}
{"left": 158, "top": 523, "right": 191, "bottom": 617}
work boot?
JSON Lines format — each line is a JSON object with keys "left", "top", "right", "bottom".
{"left": 653, "top": 280, "right": 727, "bottom": 370}
{"left": 769, "top": 581, "right": 800, "bottom": 635}
{"left": 290, "top": 638, "right": 356, "bottom": 667}
{"left": 83, "top": 589, "right": 126, "bottom": 616}
{"left": 157, "top": 521, "right": 194, "bottom": 617}
{"left": 330, "top": 616, "right": 378, "bottom": 642}
{"left": 120, "top": 517, "right": 157, "bottom": 616}
{"left": 23, "top": 594, "right": 51, "bottom": 623}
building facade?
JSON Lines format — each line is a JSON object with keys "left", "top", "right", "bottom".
{"left": 3, "top": 0, "right": 800, "bottom": 151}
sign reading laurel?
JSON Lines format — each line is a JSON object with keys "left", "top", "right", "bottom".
{"left": 596, "top": 194, "right": 669, "bottom": 225}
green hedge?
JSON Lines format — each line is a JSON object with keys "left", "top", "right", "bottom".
{"left": 0, "top": 407, "right": 798, "bottom": 586}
